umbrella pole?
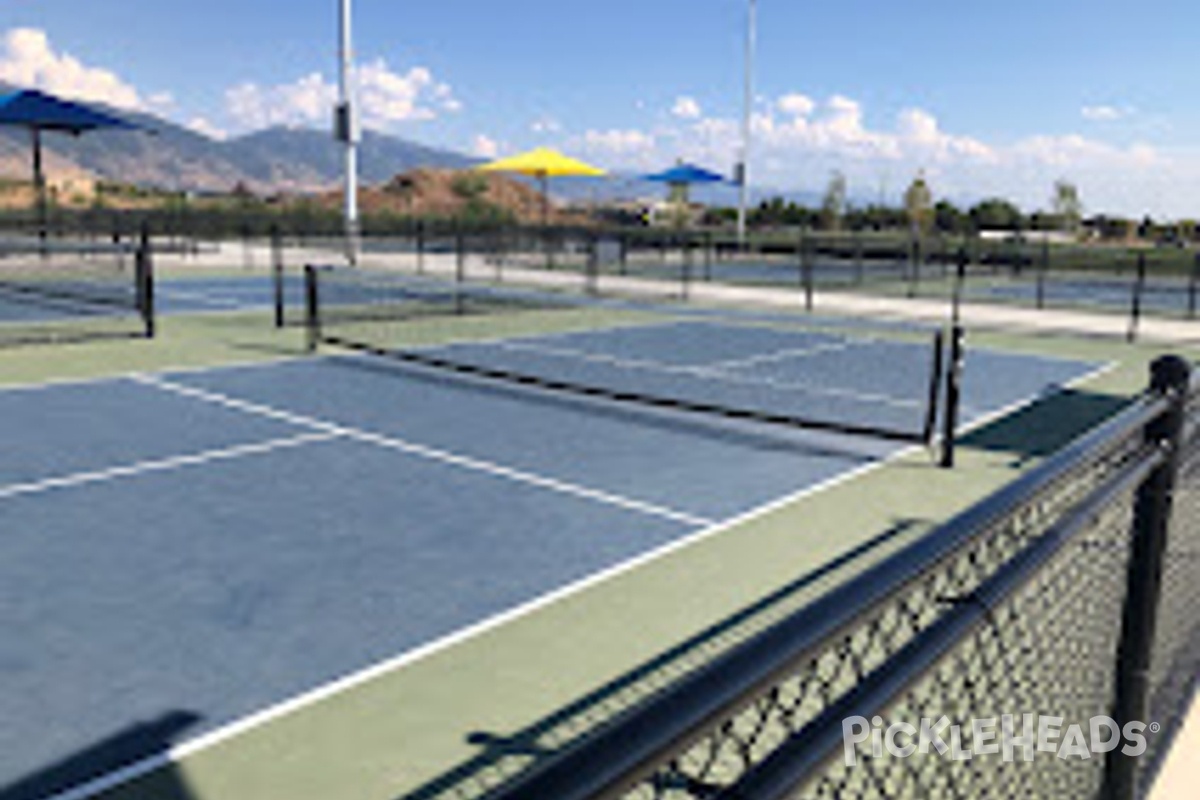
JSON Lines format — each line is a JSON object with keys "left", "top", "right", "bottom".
{"left": 541, "top": 172, "right": 552, "bottom": 269}
{"left": 31, "top": 127, "right": 47, "bottom": 254}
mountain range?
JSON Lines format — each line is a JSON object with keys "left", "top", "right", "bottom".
{"left": 0, "top": 84, "right": 821, "bottom": 207}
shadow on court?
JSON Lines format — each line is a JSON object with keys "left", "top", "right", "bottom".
{"left": 958, "top": 388, "right": 1132, "bottom": 467}
{"left": 393, "top": 517, "right": 932, "bottom": 800}
{"left": 0, "top": 711, "right": 200, "bottom": 800}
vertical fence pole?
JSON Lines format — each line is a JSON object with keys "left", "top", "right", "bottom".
{"left": 136, "top": 221, "right": 155, "bottom": 339}
{"left": 416, "top": 219, "right": 426, "bottom": 275}
{"left": 801, "top": 229, "right": 814, "bottom": 312}
{"left": 1188, "top": 252, "right": 1199, "bottom": 320}
{"left": 271, "top": 223, "right": 285, "bottom": 328}
{"left": 908, "top": 233, "right": 922, "bottom": 298}
{"left": 1128, "top": 253, "right": 1146, "bottom": 342}
{"left": 1104, "top": 355, "right": 1191, "bottom": 800}
{"left": 1036, "top": 237, "right": 1049, "bottom": 310}
{"left": 586, "top": 230, "right": 599, "bottom": 295}
{"left": 854, "top": 228, "right": 864, "bottom": 285}
{"left": 951, "top": 247, "right": 967, "bottom": 327}
{"left": 241, "top": 221, "right": 252, "bottom": 270}
{"left": 304, "top": 264, "right": 320, "bottom": 352}
{"left": 704, "top": 229, "right": 714, "bottom": 282}
{"left": 455, "top": 226, "right": 466, "bottom": 315}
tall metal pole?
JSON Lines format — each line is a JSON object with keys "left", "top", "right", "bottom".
{"left": 338, "top": 0, "right": 360, "bottom": 264}
{"left": 736, "top": 0, "right": 756, "bottom": 249}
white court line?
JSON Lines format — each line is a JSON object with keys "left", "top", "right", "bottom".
{"left": 155, "top": 286, "right": 252, "bottom": 309}
{"left": 490, "top": 338, "right": 924, "bottom": 410}
{"left": 131, "top": 373, "right": 711, "bottom": 528}
{"left": 0, "top": 432, "right": 340, "bottom": 501}
{"left": 0, "top": 355, "right": 306, "bottom": 396}
{"left": 42, "top": 359, "right": 1117, "bottom": 800}
{"left": 42, "top": 413, "right": 923, "bottom": 800}
{"left": 699, "top": 338, "right": 858, "bottom": 370}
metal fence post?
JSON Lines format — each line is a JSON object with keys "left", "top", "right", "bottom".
{"left": 1188, "top": 252, "right": 1198, "bottom": 320}
{"left": 800, "top": 228, "right": 814, "bottom": 312}
{"left": 416, "top": 219, "right": 426, "bottom": 274}
{"left": 1104, "top": 355, "right": 1191, "bottom": 800}
{"left": 1128, "top": 253, "right": 1146, "bottom": 342}
{"left": 271, "top": 223, "right": 285, "bottom": 328}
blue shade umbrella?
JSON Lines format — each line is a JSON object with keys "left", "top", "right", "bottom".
{"left": 642, "top": 162, "right": 728, "bottom": 186}
{"left": 643, "top": 161, "right": 727, "bottom": 210}
{"left": 0, "top": 88, "right": 141, "bottom": 238}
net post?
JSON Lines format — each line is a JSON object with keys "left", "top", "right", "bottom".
{"left": 136, "top": 220, "right": 156, "bottom": 339}
{"left": 939, "top": 324, "right": 964, "bottom": 468}
{"left": 1103, "top": 355, "right": 1191, "bottom": 800}
{"left": 304, "top": 264, "right": 320, "bottom": 352}
{"left": 923, "top": 328, "right": 945, "bottom": 446}
{"left": 1127, "top": 252, "right": 1145, "bottom": 342}
{"left": 271, "top": 223, "right": 285, "bottom": 328}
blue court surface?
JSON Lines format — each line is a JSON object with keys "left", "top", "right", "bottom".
{"left": 0, "top": 315, "right": 1102, "bottom": 798}
{"left": 978, "top": 276, "right": 1196, "bottom": 315}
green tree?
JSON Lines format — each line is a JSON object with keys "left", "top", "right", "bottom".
{"left": 933, "top": 200, "right": 966, "bottom": 234}
{"left": 820, "top": 171, "right": 847, "bottom": 231}
{"left": 903, "top": 173, "right": 933, "bottom": 235}
{"left": 1051, "top": 180, "right": 1082, "bottom": 234}
{"left": 970, "top": 197, "right": 1025, "bottom": 231}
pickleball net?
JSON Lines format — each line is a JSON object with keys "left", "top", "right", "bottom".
{"left": 304, "top": 264, "right": 959, "bottom": 450}
{"left": 0, "top": 237, "right": 154, "bottom": 346}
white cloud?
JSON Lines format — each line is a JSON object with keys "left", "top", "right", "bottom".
{"left": 582, "top": 128, "right": 655, "bottom": 155}
{"left": 672, "top": 96, "right": 702, "bottom": 120}
{"left": 225, "top": 61, "right": 459, "bottom": 132}
{"left": 187, "top": 117, "right": 227, "bottom": 141}
{"left": 777, "top": 93, "right": 815, "bottom": 118}
{"left": 531, "top": 116, "right": 563, "bottom": 135}
{"left": 225, "top": 74, "right": 335, "bottom": 130}
{"left": 1010, "top": 133, "right": 1158, "bottom": 168}
{"left": 0, "top": 27, "right": 143, "bottom": 109}
{"left": 472, "top": 134, "right": 500, "bottom": 158}
{"left": 1081, "top": 105, "right": 1128, "bottom": 122}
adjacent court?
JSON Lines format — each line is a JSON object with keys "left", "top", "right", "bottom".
{"left": 0, "top": 304, "right": 1100, "bottom": 798}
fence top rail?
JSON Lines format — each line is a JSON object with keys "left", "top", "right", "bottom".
{"left": 487, "top": 391, "right": 1170, "bottom": 800}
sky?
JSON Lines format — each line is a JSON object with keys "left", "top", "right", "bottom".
{"left": 3, "top": 0, "right": 1200, "bottom": 217}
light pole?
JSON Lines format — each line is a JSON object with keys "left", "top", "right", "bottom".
{"left": 736, "top": 0, "right": 756, "bottom": 249}
{"left": 336, "top": 0, "right": 360, "bottom": 264}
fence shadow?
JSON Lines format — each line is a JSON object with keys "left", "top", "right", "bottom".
{"left": 394, "top": 517, "right": 930, "bottom": 800}
{"left": 0, "top": 710, "right": 200, "bottom": 800}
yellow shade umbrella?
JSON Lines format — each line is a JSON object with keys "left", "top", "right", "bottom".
{"left": 478, "top": 147, "right": 606, "bottom": 226}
